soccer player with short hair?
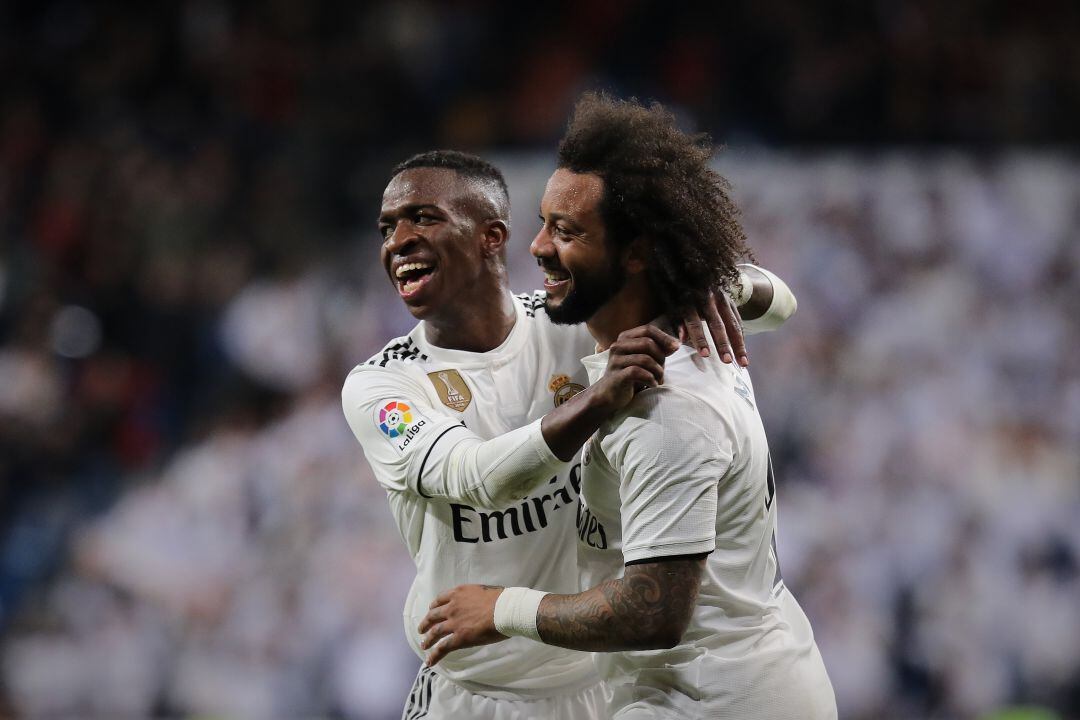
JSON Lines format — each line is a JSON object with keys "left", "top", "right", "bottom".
{"left": 419, "top": 95, "right": 837, "bottom": 719}
{"left": 343, "top": 149, "right": 798, "bottom": 719}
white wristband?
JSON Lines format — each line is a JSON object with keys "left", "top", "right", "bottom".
{"left": 732, "top": 268, "right": 754, "bottom": 307}
{"left": 743, "top": 264, "right": 797, "bottom": 332}
{"left": 493, "top": 587, "right": 548, "bottom": 642}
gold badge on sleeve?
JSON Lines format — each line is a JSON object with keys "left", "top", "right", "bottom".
{"left": 427, "top": 370, "right": 472, "bottom": 412}
{"left": 548, "top": 373, "right": 585, "bottom": 408}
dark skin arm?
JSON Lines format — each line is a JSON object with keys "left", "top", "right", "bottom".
{"left": 418, "top": 555, "right": 705, "bottom": 665}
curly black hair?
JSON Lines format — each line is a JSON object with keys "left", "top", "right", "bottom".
{"left": 556, "top": 93, "right": 751, "bottom": 316}
{"left": 389, "top": 149, "right": 510, "bottom": 221}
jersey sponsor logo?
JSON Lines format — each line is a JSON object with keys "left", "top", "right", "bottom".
{"left": 427, "top": 370, "right": 472, "bottom": 412}
{"left": 548, "top": 373, "right": 585, "bottom": 407}
{"left": 575, "top": 502, "right": 608, "bottom": 549}
{"left": 375, "top": 400, "right": 429, "bottom": 453}
{"left": 449, "top": 464, "right": 582, "bottom": 543}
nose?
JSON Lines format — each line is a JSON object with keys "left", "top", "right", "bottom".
{"left": 384, "top": 221, "right": 419, "bottom": 255}
{"left": 530, "top": 225, "right": 554, "bottom": 261}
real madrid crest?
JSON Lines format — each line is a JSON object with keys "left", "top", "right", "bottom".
{"left": 427, "top": 370, "right": 472, "bottom": 412}
{"left": 548, "top": 373, "right": 586, "bottom": 408}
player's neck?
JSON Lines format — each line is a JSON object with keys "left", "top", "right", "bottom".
{"left": 423, "top": 286, "right": 516, "bottom": 353}
{"left": 587, "top": 277, "right": 659, "bottom": 351}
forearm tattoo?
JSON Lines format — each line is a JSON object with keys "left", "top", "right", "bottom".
{"left": 536, "top": 556, "right": 705, "bottom": 651}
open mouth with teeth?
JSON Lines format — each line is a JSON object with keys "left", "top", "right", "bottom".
{"left": 542, "top": 268, "right": 571, "bottom": 292}
{"left": 394, "top": 261, "right": 436, "bottom": 298}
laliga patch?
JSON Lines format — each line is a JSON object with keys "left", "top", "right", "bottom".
{"left": 374, "top": 399, "right": 431, "bottom": 454}
{"left": 427, "top": 370, "right": 472, "bottom": 412}
{"left": 549, "top": 373, "right": 586, "bottom": 408}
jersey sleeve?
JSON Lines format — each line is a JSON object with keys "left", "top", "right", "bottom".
{"left": 341, "top": 366, "right": 468, "bottom": 494}
{"left": 342, "top": 366, "right": 563, "bottom": 507}
{"left": 602, "top": 388, "right": 733, "bottom": 564}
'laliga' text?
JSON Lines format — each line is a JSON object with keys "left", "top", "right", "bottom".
{"left": 394, "top": 420, "right": 427, "bottom": 451}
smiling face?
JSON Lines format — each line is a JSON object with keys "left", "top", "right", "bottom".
{"left": 531, "top": 168, "right": 626, "bottom": 325}
{"left": 378, "top": 168, "right": 495, "bottom": 319}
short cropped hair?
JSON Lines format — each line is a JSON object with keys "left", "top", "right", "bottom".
{"left": 556, "top": 93, "right": 751, "bottom": 315}
{"left": 390, "top": 150, "right": 510, "bottom": 222}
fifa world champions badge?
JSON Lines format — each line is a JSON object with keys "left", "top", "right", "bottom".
{"left": 375, "top": 400, "right": 429, "bottom": 453}
{"left": 427, "top": 370, "right": 472, "bottom": 411}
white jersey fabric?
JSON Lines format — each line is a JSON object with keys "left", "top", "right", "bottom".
{"left": 342, "top": 292, "right": 600, "bottom": 699}
{"left": 400, "top": 666, "right": 609, "bottom": 720}
{"left": 576, "top": 323, "right": 837, "bottom": 719}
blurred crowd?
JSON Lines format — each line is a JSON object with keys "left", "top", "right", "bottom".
{"left": 2, "top": 0, "right": 1079, "bottom": 718}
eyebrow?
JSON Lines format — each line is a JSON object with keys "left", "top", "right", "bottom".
{"left": 542, "top": 211, "right": 584, "bottom": 232}
{"left": 378, "top": 203, "right": 442, "bottom": 223}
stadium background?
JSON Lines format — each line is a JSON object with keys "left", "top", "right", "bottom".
{"left": 1, "top": 1, "right": 1078, "bottom": 718}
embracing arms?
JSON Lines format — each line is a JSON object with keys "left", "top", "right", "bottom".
{"left": 535, "top": 556, "right": 705, "bottom": 650}
{"left": 416, "top": 383, "right": 730, "bottom": 663}
{"left": 417, "top": 555, "right": 705, "bottom": 664}
{"left": 343, "top": 324, "right": 679, "bottom": 509}
{"left": 343, "top": 267, "right": 792, "bottom": 507}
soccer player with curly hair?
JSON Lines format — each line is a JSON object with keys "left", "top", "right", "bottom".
{"left": 420, "top": 94, "right": 835, "bottom": 719}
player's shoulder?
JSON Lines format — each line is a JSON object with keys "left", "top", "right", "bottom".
{"left": 617, "top": 348, "right": 742, "bottom": 423}
{"left": 663, "top": 345, "right": 743, "bottom": 390}
{"left": 360, "top": 334, "right": 429, "bottom": 369}
{"left": 655, "top": 348, "right": 760, "bottom": 426}
{"left": 344, "top": 334, "right": 430, "bottom": 401}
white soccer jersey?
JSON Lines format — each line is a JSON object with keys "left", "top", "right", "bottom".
{"left": 342, "top": 292, "right": 600, "bottom": 697}
{"left": 576, "top": 323, "right": 837, "bottom": 719}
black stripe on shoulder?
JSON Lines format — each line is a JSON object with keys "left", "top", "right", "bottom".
{"left": 364, "top": 337, "right": 428, "bottom": 367}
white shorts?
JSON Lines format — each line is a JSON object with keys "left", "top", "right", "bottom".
{"left": 401, "top": 666, "right": 610, "bottom": 720}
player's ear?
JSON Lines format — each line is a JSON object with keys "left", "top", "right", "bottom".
{"left": 480, "top": 219, "right": 509, "bottom": 259}
{"left": 623, "top": 236, "right": 650, "bottom": 275}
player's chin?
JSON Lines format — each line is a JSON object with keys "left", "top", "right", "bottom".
{"left": 401, "top": 296, "right": 442, "bottom": 320}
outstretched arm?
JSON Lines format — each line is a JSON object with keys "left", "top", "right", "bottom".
{"left": 417, "top": 556, "right": 705, "bottom": 664}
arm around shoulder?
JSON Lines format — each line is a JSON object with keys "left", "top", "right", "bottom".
{"left": 341, "top": 365, "right": 564, "bottom": 507}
